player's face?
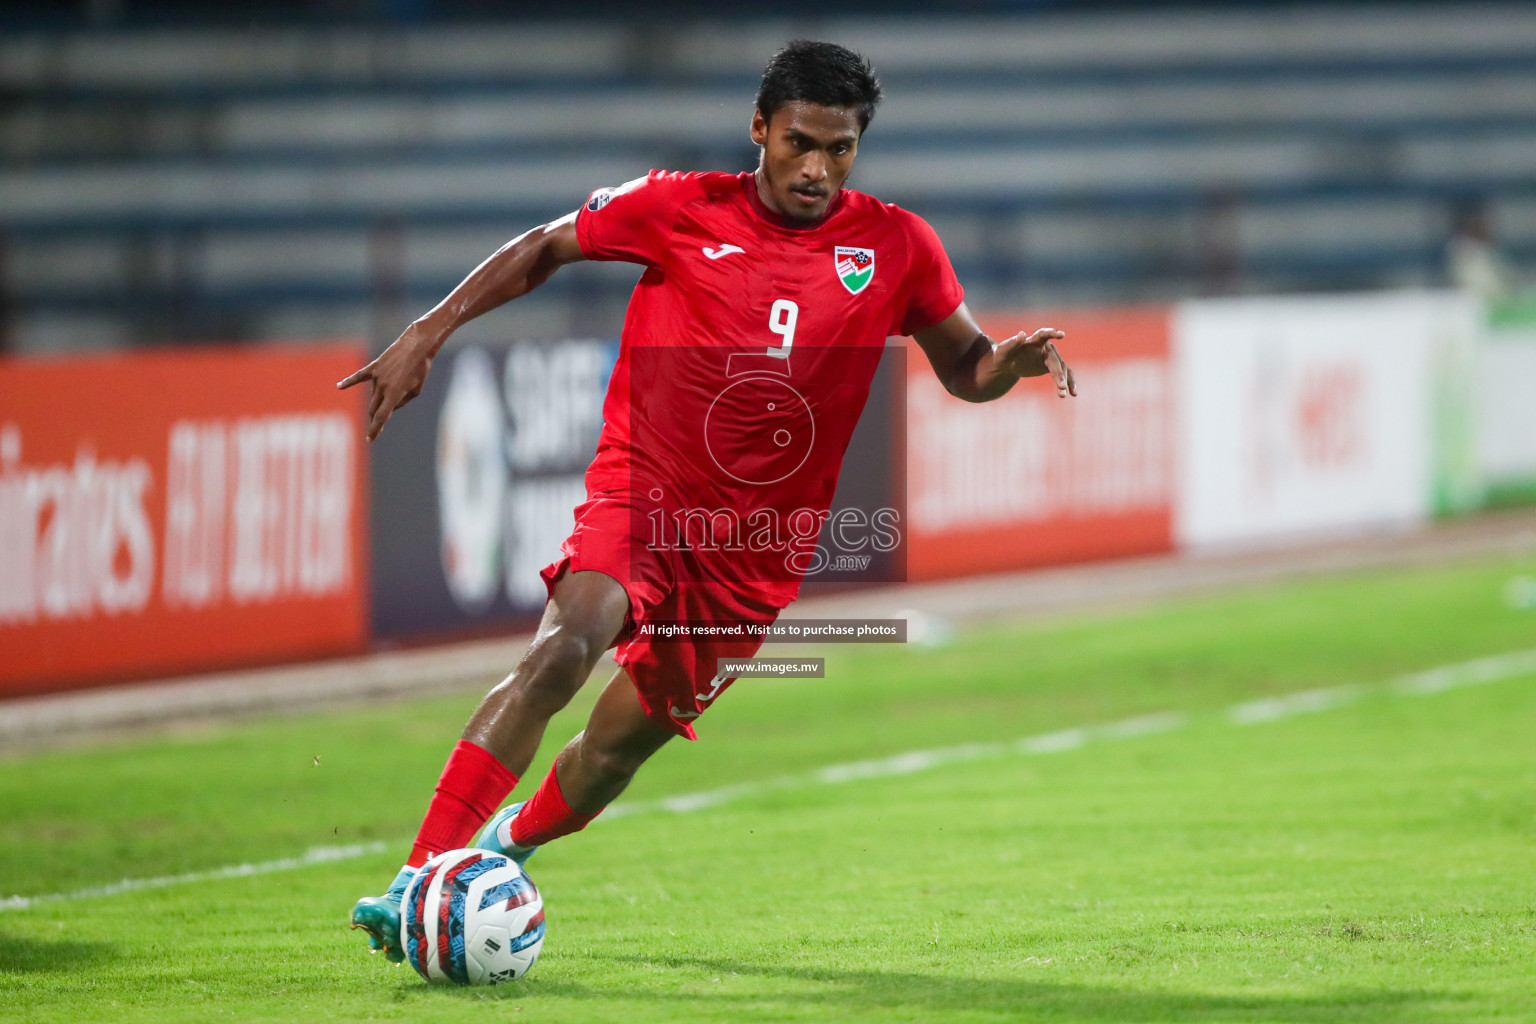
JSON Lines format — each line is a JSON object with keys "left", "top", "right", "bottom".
{"left": 751, "top": 102, "right": 861, "bottom": 223}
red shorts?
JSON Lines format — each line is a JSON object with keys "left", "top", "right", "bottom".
{"left": 540, "top": 493, "right": 784, "bottom": 740}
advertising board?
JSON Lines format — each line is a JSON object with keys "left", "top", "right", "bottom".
{"left": 0, "top": 344, "right": 369, "bottom": 694}
{"left": 370, "top": 338, "right": 615, "bottom": 640}
{"left": 370, "top": 337, "right": 906, "bottom": 640}
{"left": 1172, "top": 293, "right": 1459, "bottom": 548}
{"left": 1479, "top": 296, "right": 1536, "bottom": 505}
{"left": 904, "top": 307, "right": 1175, "bottom": 580}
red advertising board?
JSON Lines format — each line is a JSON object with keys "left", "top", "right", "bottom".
{"left": 0, "top": 343, "right": 369, "bottom": 695}
{"left": 905, "top": 307, "right": 1174, "bottom": 580}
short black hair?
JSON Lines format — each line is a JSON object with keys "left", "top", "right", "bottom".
{"left": 756, "top": 40, "right": 883, "bottom": 133}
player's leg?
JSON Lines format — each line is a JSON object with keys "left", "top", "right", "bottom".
{"left": 478, "top": 667, "right": 675, "bottom": 860}
{"left": 407, "top": 568, "right": 630, "bottom": 862}
{"left": 350, "top": 569, "right": 629, "bottom": 960}
{"left": 459, "top": 569, "right": 634, "bottom": 773}
{"left": 478, "top": 580, "right": 783, "bottom": 863}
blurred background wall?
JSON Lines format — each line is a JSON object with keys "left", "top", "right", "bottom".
{"left": 3, "top": 0, "right": 1535, "bottom": 694}
{"left": 3, "top": 0, "right": 1535, "bottom": 355}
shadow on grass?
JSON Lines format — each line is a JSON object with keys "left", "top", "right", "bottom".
{"left": 0, "top": 930, "right": 116, "bottom": 974}
{"left": 401, "top": 953, "right": 1462, "bottom": 1023}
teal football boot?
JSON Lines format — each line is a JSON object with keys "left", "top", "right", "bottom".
{"left": 473, "top": 801, "right": 539, "bottom": 867}
{"left": 349, "top": 864, "right": 414, "bottom": 964}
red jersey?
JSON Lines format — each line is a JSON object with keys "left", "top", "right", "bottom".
{"left": 574, "top": 169, "right": 963, "bottom": 605}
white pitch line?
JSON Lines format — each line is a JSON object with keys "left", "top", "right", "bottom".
{"left": 1393, "top": 647, "right": 1536, "bottom": 696}
{"left": 0, "top": 841, "right": 387, "bottom": 912}
{"left": 606, "top": 711, "right": 1190, "bottom": 823}
{"left": 1228, "top": 684, "right": 1364, "bottom": 725}
{"left": 4, "top": 647, "right": 1534, "bottom": 912}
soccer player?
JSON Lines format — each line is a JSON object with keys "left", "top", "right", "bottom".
{"left": 343, "top": 39, "right": 1076, "bottom": 963}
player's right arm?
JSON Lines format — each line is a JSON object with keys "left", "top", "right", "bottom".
{"left": 338, "top": 213, "right": 585, "bottom": 442}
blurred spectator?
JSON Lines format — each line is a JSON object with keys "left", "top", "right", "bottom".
{"left": 1445, "top": 198, "right": 1513, "bottom": 299}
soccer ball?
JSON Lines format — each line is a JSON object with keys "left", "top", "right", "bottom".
{"left": 399, "top": 848, "right": 545, "bottom": 984}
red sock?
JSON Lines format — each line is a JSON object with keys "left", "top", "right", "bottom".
{"left": 407, "top": 740, "right": 518, "bottom": 868}
{"left": 509, "top": 760, "right": 602, "bottom": 848}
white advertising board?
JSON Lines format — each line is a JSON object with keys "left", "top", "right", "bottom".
{"left": 1478, "top": 319, "right": 1536, "bottom": 491}
{"left": 1173, "top": 292, "right": 1472, "bottom": 548}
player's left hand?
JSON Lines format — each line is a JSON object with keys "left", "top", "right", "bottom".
{"left": 995, "top": 328, "right": 1076, "bottom": 397}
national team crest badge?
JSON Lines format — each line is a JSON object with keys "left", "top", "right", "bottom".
{"left": 834, "top": 246, "right": 875, "bottom": 295}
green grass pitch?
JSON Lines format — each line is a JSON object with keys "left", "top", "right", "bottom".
{"left": 2, "top": 554, "right": 1534, "bottom": 1022}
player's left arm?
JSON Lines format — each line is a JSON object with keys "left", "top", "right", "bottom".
{"left": 912, "top": 302, "right": 1077, "bottom": 403}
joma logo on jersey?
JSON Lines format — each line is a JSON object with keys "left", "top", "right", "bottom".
{"left": 834, "top": 246, "right": 875, "bottom": 295}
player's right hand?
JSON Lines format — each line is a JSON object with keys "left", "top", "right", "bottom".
{"left": 337, "top": 327, "right": 436, "bottom": 443}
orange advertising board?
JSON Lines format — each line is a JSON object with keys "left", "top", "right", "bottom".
{"left": 0, "top": 343, "right": 369, "bottom": 695}
{"left": 905, "top": 307, "right": 1174, "bottom": 580}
